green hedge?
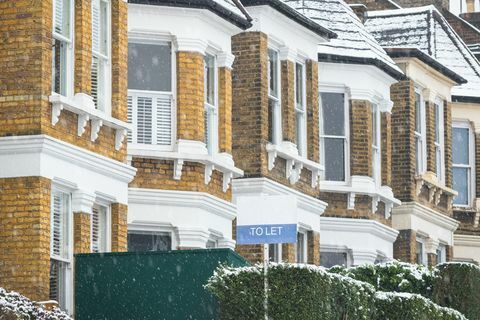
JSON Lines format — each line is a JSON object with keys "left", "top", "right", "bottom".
{"left": 206, "top": 264, "right": 376, "bottom": 320}
{"left": 375, "top": 292, "right": 466, "bottom": 320}
{"left": 329, "top": 261, "right": 434, "bottom": 297}
{"left": 433, "top": 262, "right": 480, "bottom": 320}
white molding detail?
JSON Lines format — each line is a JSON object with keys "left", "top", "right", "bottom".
{"left": 72, "top": 190, "right": 96, "bottom": 214}
{"left": 425, "top": 238, "right": 440, "bottom": 254}
{"left": 279, "top": 46, "right": 297, "bottom": 61}
{"left": 217, "top": 237, "right": 236, "bottom": 250}
{"left": 223, "top": 171, "right": 233, "bottom": 192}
{"left": 217, "top": 51, "right": 235, "bottom": 69}
{"left": 415, "top": 172, "right": 457, "bottom": 210}
{"left": 289, "top": 162, "right": 303, "bottom": 185}
{"left": 322, "top": 176, "right": 401, "bottom": 217}
{"left": 174, "top": 37, "right": 208, "bottom": 54}
{"left": 176, "top": 227, "right": 211, "bottom": 248}
{"left": 266, "top": 141, "right": 323, "bottom": 188}
{"left": 128, "top": 139, "right": 243, "bottom": 192}
{"left": 115, "top": 129, "right": 127, "bottom": 151}
{"left": 392, "top": 202, "right": 459, "bottom": 245}
{"left": 49, "top": 93, "right": 131, "bottom": 149}
{"left": 379, "top": 99, "right": 394, "bottom": 113}
{"left": 453, "top": 234, "right": 480, "bottom": 264}
{"left": 0, "top": 135, "right": 136, "bottom": 204}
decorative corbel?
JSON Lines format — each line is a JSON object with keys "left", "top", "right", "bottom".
{"left": 173, "top": 159, "right": 184, "bottom": 180}
{"left": 385, "top": 202, "right": 393, "bottom": 219}
{"left": 311, "top": 169, "right": 320, "bottom": 188}
{"left": 90, "top": 119, "right": 103, "bottom": 142}
{"left": 289, "top": 162, "right": 303, "bottom": 185}
{"left": 428, "top": 184, "right": 436, "bottom": 203}
{"left": 77, "top": 114, "right": 90, "bottom": 136}
{"left": 115, "top": 128, "right": 127, "bottom": 150}
{"left": 348, "top": 193, "right": 356, "bottom": 210}
{"left": 205, "top": 163, "right": 214, "bottom": 185}
{"left": 434, "top": 189, "right": 443, "bottom": 206}
{"left": 286, "top": 159, "right": 294, "bottom": 179}
{"left": 372, "top": 196, "right": 380, "bottom": 213}
{"left": 416, "top": 179, "right": 425, "bottom": 196}
{"left": 268, "top": 150, "right": 277, "bottom": 171}
{"left": 222, "top": 171, "right": 233, "bottom": 192}
{"left": 52, "top": 103, "right": 64, "bottom": 126}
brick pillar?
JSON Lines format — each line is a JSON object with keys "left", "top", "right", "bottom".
{"left": 381, "top": 112, "right": 392, "bottom": 186}
{"left": 176, "top": 51, "right": 205, "bottom": 141}
{"left": 218, "top": 67, "right": 232, "bottom": 153}
{"left": 428, "top": 253, "right": 437, "bottom": 267}
{"left": 281, "top": 60, "right": 295, "bottom": 143}
{"left": 394, "top": 229, "right": 417, "bottom": 263}
{"left": 111, "top": 0, "right": 128, "bottom": 122}
{"left": 307, "top": 231, "right": 320, "bottom": 265}
{"left": 74, "top": 213, "right": 91, "bottom": 253}
{"left": 306, "top": 60, "right": 319, "bottom": 163}
{"left": 111, "top": 203, "right": 128, "bottom": 252}
{"left": 426, "top": 101, "right": 436, "bottom": 173}
{"left": 74, "top": 0, "right": 92, "bottom": 95}
{"left": 444, "top": 101, "right": 453, "bottom": 188}
{"left": 0, "top": 177, "right": 51, "bottom": 301}
{"left": 446, "top": 245, "right": 454, "bottom": 262}
{"left": 350, "top": 100, "right": 372, "bottom": 177}
{"left": 391, "top": 80, "right": 416, "bottom": 202}
{"left": 282, "top": 243, "right": 296, "bottom": 263}
{"left": 231, "top": 32, "right": 268, "bottom": 177}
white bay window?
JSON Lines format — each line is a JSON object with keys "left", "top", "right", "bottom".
{"left": 453, "top": 121, "right": 475, "bottom": 206}
{"left": 49, "top": 190, "right": 73, "bottom": 313}
{"left": 434, "top": 99, "right": 445, "bottom": 183}
{"left": 127, "top": 40, "right": 174, "bottom": 148}
{"left": 128, "top": 231, "right": 172, "bottom": 252}
{"left": 372, "top": 103, "right": 381, "bottom": 186}
{"left": 268, "top": 48, "right": 281, "bottom": 144}
{"left": 91, "top": 0, "right": 110, "bottom": 111}
{"left": 319, "top": 92, "right": 348, "bottom": 182}
{"left": 295, "top": 62, "right": 307, "bottom": 157}
{"left": 204, "top": 53, "right": 218, "bottom": 155}
{"left": 52, "top": 0, "right": 73, "bottom": 96}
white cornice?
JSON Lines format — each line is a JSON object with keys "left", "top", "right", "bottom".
{"left": 129, "top": 188, "right": 236, "bottom": 221}
{"left": 392, "top": 202, "right": 459, "bottom": 232}
{"left": 232, "top": 177, "right": 327, "bottom": 215}
{"left": 217, "top": 51, "right": 235, "bottom": 69}
{"left": 320, "top": 217, "right": 399, "bottom": 242}
{"left": 174, "top": 37, "right": 208, "bottom": 54}
{"left": 454, "top": 234, "right": 480, "bottom": 247}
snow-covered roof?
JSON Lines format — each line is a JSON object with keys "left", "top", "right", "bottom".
{"left": 128, "top": 0, "right": 252, "bottom": 29}
{"left": 283, "top": 0, "right": 404, "bottom": 79}
{"left": 365, "top": 5, "right": 480, "bottom": 99}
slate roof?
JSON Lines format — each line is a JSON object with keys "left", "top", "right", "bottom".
{"left": 365, "top": 5, "right": 480, "bottom": 100}
{"left": 128, "top": 0, "right": 252, "bottom": 29}
{"left": 283, "top": 0, "right": 404, "bottom": 80}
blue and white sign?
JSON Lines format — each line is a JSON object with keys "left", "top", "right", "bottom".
{"left": 236, "top": 195, "right": 297, "bottom": 245}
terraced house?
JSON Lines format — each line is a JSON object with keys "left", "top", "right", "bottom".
{"left": 231, "top": 0, "right": 335, "bottom": 265}
{"left": 0, "top": 0, "right": 135, "bottom": 313}
{"left": 125, "top": 0, "right": 251, "bottom": 251}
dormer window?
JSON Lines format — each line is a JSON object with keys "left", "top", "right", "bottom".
{"left": 204, "top": 53, "right": 218, "bottom": 155}
{"left": 295, "top": 62, "right": 307, "bottom": 157}
{"left": 52, "top": 0, "right": 73, "bottom": 96}
{"left": 91, "top": 0, "right": 110, "bottom": 112}
{"left": 268, "top": 48, "right": 281, "bottom": 144}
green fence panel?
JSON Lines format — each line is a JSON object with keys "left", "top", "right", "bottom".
{"left": 75, "top": 249, "right": 249, "bottom": 320}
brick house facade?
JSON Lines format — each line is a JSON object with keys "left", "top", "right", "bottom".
{"left": 0, "top": 0, "right": 135, "bottom": 313}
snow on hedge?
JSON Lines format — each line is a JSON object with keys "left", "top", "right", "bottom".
{"left": 0, "top": 287, "right": 71, "bottom": 320}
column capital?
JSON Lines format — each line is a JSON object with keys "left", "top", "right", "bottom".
{"left": 174, "top": 37, "right": 208, "bottom": 55}
{"left": 176, "top": 227, "right": 210, "bottom": 248}
{"left": 72, "top": 190, "right": 96, "bottom": 214}
{"left": 217, "top": 52, "right": 235, "bottom": 69}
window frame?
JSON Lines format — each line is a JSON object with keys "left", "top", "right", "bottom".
{"left": 204, "top": 50, "right": 219, "bottom": 155}
{"left": 127, "top": 36, "right": 177, "bottom": 151}
{"left": 267, "top": 47, "right": 282, "bottom": 145}
{"left": 319, "top": 246, "right": 352, "bottom": 268}
{"left": 91, "top": 202, "right": 111, "bottom": 253}
{"left": 51, "top": 0, "right": 74, "bottom": 97}
{"left": 372, "top": 103, "right": 381, "bottom": 187}
{"left": 452, "top": 120, "right": 475, "bottom": 208}
{"left": 434, "top": 97, "right": 445, "bottom": 184}
{"left": 294, "top": 61, "right": 307, "bottom": 157}
{"left": 437, "top": 243, "right": 447, "bottom": 264}
{"left": 127, "top": 230, "right": 175, "bottom": 252}
{"left": 91, "top": 0, "right": 112, "bottom": 114}
{"left": 49, "top": 187, "right": 74, "bottom": 313}
{"left": 268, "top": 243, "right": 282, "bottom": 263}
{"left": 414, "top": 87, "right": 427, "bottom": 176}
{"left": 416, "top": 237, "right": 427, "bottom": 266}
{"left": 296, "top": 230, "right": 308, "bottom": 263}
{"left": 319, "top": 87, "right": 350, "bottom": 184}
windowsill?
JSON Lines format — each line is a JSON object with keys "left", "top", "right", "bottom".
{"left": 321, "top": 176, "right": 401, "bottom": 218}
{"left": 128, "top": 139, "right": 243, "bottom": 192}
{"left": 415, "top": 171, "right": 458, "bottom": 210}
{"left": 266, "top": 141, "right": 324, "bottom": 188}
{"left": 49, "top": 93, "right": 131, "bottom": 150}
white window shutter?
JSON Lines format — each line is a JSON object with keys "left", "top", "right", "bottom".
{"left": 54, "top": 0, "right": 64, "bottom": 35}
{"left": 91, "top": 57, "right": 99, "bottom": 106}
{"left": 156, "top": 95, "right": 172, "bottom": 145}
{"left": 92, "top": 0, "right": 100, "bottom": 54}
{"left": 51, "top": 193, "right": 64, "bottom": 258}
{"left": 204, "top": 109, "right": 209, "bottom": 149}
{"left": 127, "top": 95, "right": 133, "bottom": 143}
{"left": 49, "top": 260, "right": 60, "bottom": 301}
{"left": 91, "top": 206, "right": 100, "bottom": 253}
{"left": 137, "top": 96, "right": 153, "bottom": 144}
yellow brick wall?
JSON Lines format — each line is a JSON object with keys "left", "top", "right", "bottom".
{"left": 74, "top": 213, "right": 91, "bottom": 254}
{"left": 0, "top": 177, "right": 51, "bottom": 301}
{"left": 218, "top": 67, "right": 232, "bottom": 154}
{"left": 281, "top": 60, "right": 296, "bottom": 143}
{"left": 111, "top": 203, "right": 128, "bottom": 252}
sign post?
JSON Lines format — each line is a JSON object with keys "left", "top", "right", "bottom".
{"left": 236, "top": 195, "right": 297, "bottom": 320}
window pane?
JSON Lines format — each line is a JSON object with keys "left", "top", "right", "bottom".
{"left": 415, "top": 136, "right": 422, "bottom": 175}
{"left": 204, "top": 54, "right": 215, "bottom": 105}
{"left": 128, "top": 42, "right": 172, "bottom": 92}
{"left": 416, "top": 241, "right": 423, "bottom": 264}
{"left": 324, "top": 138, "right": 345, "bottom": 181}
{"left": 296, "top": 112, "right": 303, "bottom": 154}
{"left": 320, "top": 251, "right": 347, "bottom": 268}
{"left": 54, "top": 0, "right": 70, "bottom": 37}
{"left": 415, "top": 92, "right": 422, "bottom": 133}
{"left": 436, "top": 147, "right": 442, "bottom": 181}
{"left": 320, "top": 93, "right": 345, "bottom": 136}
{"left": 127, "top": 233, "right": 172, "bottom": 252}
{"left": 268, "top": 244, "right": 280, "bottom": 262}
{"left": 52, "top": 39, "right": 67, "bottom": 95}
{"left": 295, "top": 63, "right": 303, "bottom": 106}
{"left": 435, "top": 103, "right": 441, "bottom": 143}
{"left": 453, "top": 167, "right": 469, "bottom": 205}
{"left": 268, "top": 49, "right": 278, "bottom": 97}
{"left": 296, "top": 232, "right": 305, "bottom": 263}
{"left": 452, "top": 127, "right": 469, "bottom": 165}
{"left": 268, "top": 98, "right": 276, "bottom": 143}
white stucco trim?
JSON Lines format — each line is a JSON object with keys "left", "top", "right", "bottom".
{"left": 320, "top": 217, "right": 399, "bottom": 265}
{"left": 392, "top": 202, "right": 459, "bottom": 246}
{"left": 232, "top": 177, "right": 327, "bottom": 232}
{"left": 453, "top": 234, "right": 480, "bottom": 264}
{"left": 0, "top": 135, "right": 136, "bottom": 204}
{"left": 128, "top": 188, "right": 236, "bottom": 249}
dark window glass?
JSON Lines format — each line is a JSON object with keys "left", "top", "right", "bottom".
{"left": 320, "top": 251, "right": 347, "bottom": 268}
{"left": 127, "top": 232, "right": 172, "bottom": 252}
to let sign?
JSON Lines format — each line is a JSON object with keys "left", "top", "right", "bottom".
{"left": 236, "top": 195, "right": 297, "bottom": 245}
